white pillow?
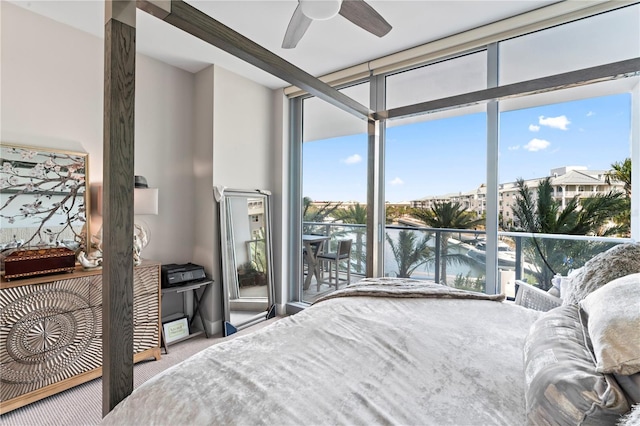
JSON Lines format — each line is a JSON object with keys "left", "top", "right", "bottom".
{"left": 580, "top": 273, "right": 640, "bottom": 375}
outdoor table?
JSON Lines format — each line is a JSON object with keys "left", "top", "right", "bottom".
{"left": 302, "top": 234, "right": 330, "bottom": 290}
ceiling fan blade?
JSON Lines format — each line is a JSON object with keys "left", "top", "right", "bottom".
{"left": 339, "top": 0, "right": 392, "bottom": 38}
{"left": 282, "top": 4, "right": 313, "bottom": 49}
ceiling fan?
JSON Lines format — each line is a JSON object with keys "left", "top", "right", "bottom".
{"left": 282, "top": 0, "right": 392, "bottom": 49}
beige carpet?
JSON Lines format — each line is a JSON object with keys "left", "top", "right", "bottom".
{"left": 1, "top": 318, "right": 280, "bottom": 426}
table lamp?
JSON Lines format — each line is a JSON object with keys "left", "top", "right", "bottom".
{"left": 133, "top": 176, "right": 158, "bottom": 265}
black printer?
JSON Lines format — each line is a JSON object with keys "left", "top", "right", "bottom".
{"left": 161, "top": 263, "right": 207, "bottom": 288}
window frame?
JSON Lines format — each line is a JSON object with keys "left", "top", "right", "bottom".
{"left": 287, "top": 8, "right": 639, "bottom": 307}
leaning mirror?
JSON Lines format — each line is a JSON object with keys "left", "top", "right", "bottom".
{"left": 215, "top": 187, "right": 275, "bottom": 336}
{"left": 0, "top": 144, "right": 89, "bottom": 254}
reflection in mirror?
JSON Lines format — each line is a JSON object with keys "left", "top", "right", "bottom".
{"left": 0, "top": 144, "right": 89, "bottom": 254}
{"left": 215, "top": 187, "right": 275, "bottom": 336}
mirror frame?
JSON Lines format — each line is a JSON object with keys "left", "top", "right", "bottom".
{"left": 0, "top": 143, "right": 90, "bottom": 253}
{"left": 215, "top": 187, "right": 275, "bottom": 336}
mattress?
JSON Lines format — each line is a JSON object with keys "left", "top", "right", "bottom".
{"left": 103, "top": 278, "right": 542, "bottom": 425}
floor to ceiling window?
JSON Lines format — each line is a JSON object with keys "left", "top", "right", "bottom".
{"left": 384, "top": 108, "right": 487, "bottom": 288}
{"left": 498, "top": 4, "right": 639, "bottom": 86}
{"left": 383, "top": 52, "right": 488, "bottom": 289}
{"left": 494, "top": 4, "right": 639, "bottom": 295}
{"left": 289, "top": 3, "right": 639, "bottom": 305}
{"left": 300, "top": 82, "right": 369, "bottom": 303}
{"left": 497, "top": 89, "right": 633, "bottom": 295}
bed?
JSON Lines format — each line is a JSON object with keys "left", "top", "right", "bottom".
{"left": 103, "top": 278, "right": 544, "bottom": 425}
{"left": 103, "top": 243, "right": 640, "bottom": 425}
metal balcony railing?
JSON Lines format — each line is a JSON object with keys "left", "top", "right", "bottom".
{"left": 303, "top": 221, "right": 632, "bottom": 293}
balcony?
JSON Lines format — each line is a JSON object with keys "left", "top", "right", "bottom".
{"left": 301, "top": 221, "right": 630, "bottom": 303}
{"left": 556, "top": 190, "right": 610, "bottom": 198}
{"left": 302, "top": 222, "right": 367, "bottom": 303}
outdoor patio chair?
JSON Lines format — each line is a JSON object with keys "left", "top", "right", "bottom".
{"left": 317, "top": 239, "right": 352, "bottom": 291}
{"left": 514, "top": 280, "right": 562, "bottom": 312}
{"left": 303, "top": 234, "right": 326, "bottom": 276}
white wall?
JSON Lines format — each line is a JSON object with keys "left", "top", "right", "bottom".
{"left": 2, "top": 2, "right": 288, "bottom": 336}
{"left": 134, "top": 56, "right": 196, "bottom": 264}
{"left": 212, "top": 66, "right": 274, "bottom": 189}
{"left": 193, "top": 65, "right": 282, "bottom": 334}
{"left": 1, "top": 2, "right": 195, "bottom": 321}
{"left": 192, "top": 65, "right": 218, "bottom": 331}
{"left": 1, "top": 2, "right": 196, "bottom": 267}
{"left": 1, "top": 2, "right": 103, "bottom": 168}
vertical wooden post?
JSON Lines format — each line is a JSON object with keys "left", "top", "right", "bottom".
{"left": 103, "top": 0, "right": 136, "bottom": 416}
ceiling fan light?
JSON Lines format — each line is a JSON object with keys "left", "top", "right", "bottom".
{"left": 300, "top": 0, "right": 342, "bottom": 21}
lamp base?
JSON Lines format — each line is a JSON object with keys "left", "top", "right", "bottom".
{"left": 133, "top": 221, "right": 150, "bottom": 266}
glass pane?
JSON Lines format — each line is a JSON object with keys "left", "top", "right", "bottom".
{"left": 498, "top": 86, "right": 632, "bottom": 291}
{"left": 499, "top": 4, "right": 640, "bottom": 85}
{"left": 384, "top": 105, "right": 487, "bottom": 288}
{"left": 302, "top": 82, "right": 369, "bottom": 143}
{"left": 386, "top": 51, "right": 487, "bottom": 110}
{"left": 301, "top": 82, "right": 369, "bottom": 303}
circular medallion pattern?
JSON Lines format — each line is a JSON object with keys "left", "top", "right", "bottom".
{"left": 1, "top": 284, "right": 97, "bottom": 388}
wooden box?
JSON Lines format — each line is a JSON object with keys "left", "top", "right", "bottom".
{"left": 2, "top": 247, "right": 76, "bottom": 280}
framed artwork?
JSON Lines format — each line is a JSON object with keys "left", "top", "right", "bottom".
{"left": 0, "top": 144, "right": 89, "bottom": 253}
{"left": 163, "top": 317, "right": 189, "bottom": 344}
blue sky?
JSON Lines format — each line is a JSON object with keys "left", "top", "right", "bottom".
{"left": 303, "top": 93, "right": 631, "bottom": 203}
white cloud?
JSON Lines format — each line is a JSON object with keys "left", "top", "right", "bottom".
{"left": 389, "top": 177, "right": 404, "bottom": 185}
{"left": 507, "top": 145, "right": 520, "bottom": 151}
{"left": 528, "top": 124, "right": 540, "bottom": 132}
{"left": 539, "top": 115, "right": 570, "bottom": 130}
{"left": 524, "top": 138, "right": 551, "bottom": 152}
{"left": 342, "top": 154, "right": 362, "bottom": 165}
{"left": 586, "top": 111, "right": 595, "bottom": 117}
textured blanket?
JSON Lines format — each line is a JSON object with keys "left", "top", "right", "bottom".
{"left": 314, "top": 277, "right": 506, "bottom": 303}
{"left": 103, "top": 279, "right": 540, "bottom": 426}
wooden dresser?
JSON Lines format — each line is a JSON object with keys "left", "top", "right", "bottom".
{"left": 0, "top": 260, "right": 161, "bottom": 414}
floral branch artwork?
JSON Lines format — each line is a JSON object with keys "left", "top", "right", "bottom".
{"left": 0, "top": 145, "right": 87, "bottom": 251}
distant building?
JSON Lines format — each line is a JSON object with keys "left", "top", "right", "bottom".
{"left": 411, "top": 185, "right": 487, "bottom": 217}
{"left": 411, "top": 166, "right": 625, "bottom": 228}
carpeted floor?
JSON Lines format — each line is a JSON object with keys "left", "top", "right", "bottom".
{"left": 1, "top": 318, "right": 280, "bottom": 426}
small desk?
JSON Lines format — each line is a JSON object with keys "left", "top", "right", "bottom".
{"left": 160, "top": 279, "right": 213, "bottom": 353}
{"left": 302, "top": 234, "right": 330, "bottom": 290}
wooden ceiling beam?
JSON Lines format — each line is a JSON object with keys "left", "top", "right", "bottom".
{"left": 136, "top": 0, "right": 372, "bottom": 121}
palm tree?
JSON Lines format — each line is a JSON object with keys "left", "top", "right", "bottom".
{"left": 333, "top": 203, "right": 367, "bottom": 224}
{"left": 410, "top": 201, "right": 483, "bottom": 285}
{"left": 605, "top": 158, "right": 631, "bottom": 197}
{"left": 604, "top": 158, "right": 632, "bottom": 236}
{"left": 385, "top": 204, "right": 411, "bottom": 224}
{"left": 386, "top": 229, "right": 433, "bottom": 278}
{"left": 302, "top": 197, "right": 342, "bottom": 233}
{"left": 511, "top": 177, "right": 625, "bottom": 289}
{"left": 332, "top": 203, "right": 367, "bottom": 273}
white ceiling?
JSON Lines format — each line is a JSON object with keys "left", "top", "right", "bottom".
{"left": 10, "top": 0, "right": 560, "bottom": 89}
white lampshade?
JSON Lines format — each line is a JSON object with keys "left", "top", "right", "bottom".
{"left": 134, "top": 188, "right": 159, "bottom": 215}
{"left": 300, "top": 0, "right": 342, "bottom": 20}
{"left": 94, "top": 183, "right": 159, "bottom": 216}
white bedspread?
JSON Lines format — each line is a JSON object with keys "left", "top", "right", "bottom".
{"left": 103, "top": 279, "right": 541, "bottom": 425}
